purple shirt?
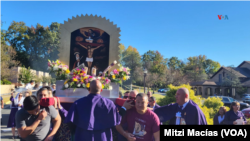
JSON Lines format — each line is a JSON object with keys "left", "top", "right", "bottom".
{"left": 224, "top": 110, "right": 246, "bottom": 125}
{"left": 121, "top": 107, "right": 160, "bottom": 141}
{"left": 64, "top": 93, "right": 121, "bottom": 141}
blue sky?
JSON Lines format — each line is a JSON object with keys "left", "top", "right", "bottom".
{"left": 1, "top": 1, "right": 250, "bottom": 67}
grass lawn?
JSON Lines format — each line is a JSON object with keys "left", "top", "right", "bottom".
{"left": 152, "top": 94, "right": 165, "bottom": 102}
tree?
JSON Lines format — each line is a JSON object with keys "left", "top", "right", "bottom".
{"left": 184, "top": 55, "right": 208, "bottom": 82}
{"left": 18, "top": 67, "right": 35, "bottom": 84}
{"left": 118, "top": 43, "right": 126, "bottom": 66}
{"left": 6, "top": 21, "right": 60, "bottom": 72}
{"left": 1, "top": 44, "right": 20, "bottom": 81}
{"left": 122, "top": 46, "right": 142, "bottom": 84}
{"left": 203, "top": 59, "right": 220, "bottom": 77}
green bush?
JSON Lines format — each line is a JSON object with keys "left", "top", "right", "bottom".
{"left": 157, "top": 84, "right": 228, "bottom": 125}
{"left": 1, "top": 79, "right": 12, "bottom": 85}
{"left": 18, "top": 66, "right": 35, "bottom": 84}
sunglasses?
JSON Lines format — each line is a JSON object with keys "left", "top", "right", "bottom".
{"left": 123, "top": 96, "right": 128, "bottom": 99}
{"left": 19, "top": 95, "right": 23, "bottom": 97}
{"left": 129, "top": 97, "right": 136, "bottom": 100}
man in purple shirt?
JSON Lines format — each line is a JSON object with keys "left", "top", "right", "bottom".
{"left": 64, "top": 80, "right": 121, "bottom": 141}
{"left": 116, "top": 93, "right": 160, "bottom": 141}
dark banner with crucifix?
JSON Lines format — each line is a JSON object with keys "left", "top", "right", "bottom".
{"left": 70, "top": 27, "right": 110, "bottom": 75}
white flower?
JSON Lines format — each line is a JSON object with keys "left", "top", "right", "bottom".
{"left": 114, "top": 60, "right": 117, "bottom": 64}
{"left": 110, "top": 71, "right": 114, "bottom": 75}
{"left": 65, "top": 83, "right": 69, "bottom": 88}
{"left": 126, "top": 76, "right": 130, "bottom": 80}
{"left": 126, "top": 67, "right": 130, "bottom": 71}
{"left": 53, "top": 65, "right": 59, "bottom": 71}
{"left": 117, "top": 64, "right": 121, "bottom": 67}
{"left": 109, "top": 86, "right": 113, "bottom": 90}
{"left": 77, "top": 84, "right": 81, "bottom": 87}
{"left": 119, "top": 67, "right": 124, "bottom": 71}
{"left": 62, "top": 67, "right": 67, "bottom": 71}
{"left": 97, "top": 77, "right": 101, "bottom": 80}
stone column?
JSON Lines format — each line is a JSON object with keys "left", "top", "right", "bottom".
{"left": 197, "top": 87, "right": 200, "bottom": 95}
{"left": 202, "top": 86, "right": 206, "bottom": 98}
{"left": 232, "top": 87, "right": 235, "bottom": 97}
{"left": 211, "top": 87, "right": 215, "bottom": 96}
{"left": 221, "top": 87, "right": 225, "bottom": 96}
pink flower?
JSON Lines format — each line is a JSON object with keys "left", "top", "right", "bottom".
{"left": 113, "top": 69, "right": 119, "bottom": 75}
{"left": 89, "top": 76, "right": 93, "bottom": 78}
{"left": 123, "top": 68, "right": 127, "bottom": 72}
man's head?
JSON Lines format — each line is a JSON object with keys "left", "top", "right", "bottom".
{"left": 175, "top": 88, "right": 189, "bottom": 106}
{"left": 87, "top": 45, "right": 91, "bottom": 49}
{"left": 36, "top": 87, "right": 49, "bottom": 101}
{"left": 123, "top": 91, "right": 130, "bottom": 99}
{"left": 23, "top": 96, "right": 40, "bottom": 115}
{"left": 149, "top": 96, "right": 156, "bottom": 107}
{"left": 52, "top": 84, "right": 56, "bottom": 90}
{"left": 90, "top": 80, "right": 102, "bottom": 94}
{"left": 42, "top": 86, "right": 53, "bottom": 97}
{"left": 25, "top": 91, "right": 31, "bottom": 97}
{"left": 135, "top": 93, "right": 148, "bottom": 113}
{"left": 147, "top": 91, "right": 152, "bottom": 98}
{"left": 119, "top": 91, "right": 122, "bottom": 98}
{"left": 129, "top": 90, "right": 138, "bottom": 100}
{"left": 30, "top": 80, "right": 34, "bottom": 85}
{"left": 88, "top": 29, "right": 92, "bottom": 34}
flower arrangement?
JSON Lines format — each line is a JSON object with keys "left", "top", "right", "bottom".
{"left": 48, "top": 60, "right": 70, "bottom": 80}
{"left": 63, "top": 68, "right": 112, "bottom": 90}
{"left": 107, "top": 63, "right": 131, "bottom": 84}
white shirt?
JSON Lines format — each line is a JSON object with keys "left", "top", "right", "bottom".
{"left": 25, "top": 83, "right": 33, "bottom": 90}
{"left": 218, "top": 115, "right": 225, "bottom": 124}
{"left": 176, "top": 100, "right": 189, "bottom": 125}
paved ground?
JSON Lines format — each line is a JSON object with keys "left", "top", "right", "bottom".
{"left": 1, "top": 104, "right": 20, "bottom": 141}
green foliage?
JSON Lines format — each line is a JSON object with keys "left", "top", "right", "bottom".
{"left": 158, "top": 84, "right": 227, "bottom": 125}
{"left": 6, "top": 21, "right": 60, "bottom": 72}
{"left": 0, "top": 80, "right": 2, "bottom": 85}
{"left": 1, "top": 79, "right": 12, "bottom": 85}
{"left": 236, "top": 87, "right": 248, "bottom": 97}
{"left": 122, "top": 46, "right": 142, "bottom": 84}
{"left": 51, "top": 77, "right": 56, "bottom": 84}
{"left": 18, "top": 66, "right": 35, "bottom": 84}
{"left": 42, "top": 76, "right": 51, "bottom": 83}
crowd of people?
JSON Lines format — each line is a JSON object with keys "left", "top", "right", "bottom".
{"left": 1, "top": 79, "right": 248, "bottom": 141}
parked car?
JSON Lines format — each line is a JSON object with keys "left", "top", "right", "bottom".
{"left": 158, "top": 89, "right": 163, "bottom": 92}
{"left": 210, "top": 96, "right": 250, "bottom": 110}
{"left": 241, "top": 108, "right": 250, "bottom": 118}
{"left": 162, "top": 88, "right": 169, "bottom": 93}
{"left": 242, "top": 94, "right": 250, "bottom": 104}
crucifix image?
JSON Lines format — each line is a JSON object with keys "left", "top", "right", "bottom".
{"left": 77, "top": 42, "right": 104, "bottom": 74}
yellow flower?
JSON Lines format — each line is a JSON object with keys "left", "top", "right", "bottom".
{"left": 86, "top": 83, "right": 90, "bottom": 88}
{"left": 73, "top": 78, "right": 78, "bottom": 82}
{"left": 102, "top": 84, "right": 104, "bottom": 89}
{"left": 102, "top": 77, "right": 105, "bottom": 80}
{"left": 64, "top": 80, "right": 69, "bottom": 85}
{"left": 83, "top": 76, "right": 88, "bottom": 80}
{"left": 117, "top": 69, "right": 120, "bottom": 72}
{"left": 66, "top": 69, "right": 70, "bottom": 74}
{"left": 112, "top": 75, "right": 116, "bottom": 79}
{"left": 123, "top": 76, "right": 126, "bottom": 80}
